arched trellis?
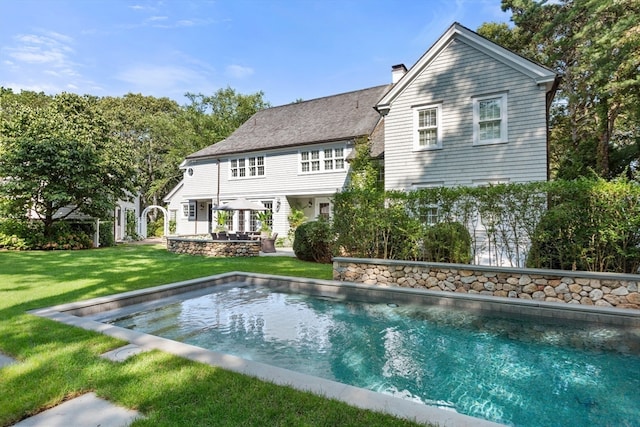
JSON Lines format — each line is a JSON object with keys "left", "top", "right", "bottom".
{"left": 138, "top": 205, "right": 169, "bottom": 238}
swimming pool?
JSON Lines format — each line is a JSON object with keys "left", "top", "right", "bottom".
{"left": 32, "top": 272, "right": 640, "bottom": 427}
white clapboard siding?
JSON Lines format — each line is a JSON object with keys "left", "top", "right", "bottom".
{"left": 384, "top": 38, "right": 548, "bottom": 190}
{"left": 180, "top": 160, "right": 219, "bottom": 199}
{"left": 215, "top": 143, "right": 352, "bottom": 198}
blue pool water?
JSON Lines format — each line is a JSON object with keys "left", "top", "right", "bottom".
{"left": 111, "top": 285, "right": 640, "bottom": 427}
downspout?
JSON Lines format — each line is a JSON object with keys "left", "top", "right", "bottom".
{"left": 216, "top": 159, "right": 221, "bottom": 206}
{"left": 545, "top": 75, "right": 562, "bottom": 182}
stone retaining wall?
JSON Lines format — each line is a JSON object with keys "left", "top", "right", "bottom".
{"left": 167, "top": 236, "right": 260, "bottom": 257}
{"left": 333, "top": 257, "right": 640, "bottom": 310}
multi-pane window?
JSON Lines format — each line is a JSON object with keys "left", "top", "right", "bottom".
{"left": 231, "top": 156, "right": 265, "bottom": 178}
{"left": 479, "top": 99, "right": 501, "bottom": 140}
{"left": 248, "top": 156, "right": 264, "bottom": 176}
{"left": 324, "top": 149, "right": 334, "bottom": 170}
{"left": 182, "top": 202, "right": 195, "bottom": 220}
{"left": 473, "top": 94, "right": 508, "bottom": 145}
{"left": 300, "top": 148, "right": 345, "bottom": 173}
{"left": 422, "top": 206, "right": 439, "bottom": 226}
{"left": 319, "top": 202, "right": 330, "bottom": 220}
{"left": 413, "top": 104, "right": 442, "bottom": 150}
{"left": 249, "top": 201, "right": 274, "bottom": 232}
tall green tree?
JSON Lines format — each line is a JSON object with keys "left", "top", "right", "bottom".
{"left": 99, "top": 94, "right": 181, "bottom": 209}
{"left": 0, "top": 90, "right": 136, "bottom": 237}
{"left": 183, "top": 86, "right": 270, "bottom": 143}
{"left": 479, "top": 0, "right": 640, "bottom": 179}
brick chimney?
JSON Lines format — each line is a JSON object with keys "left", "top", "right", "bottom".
{"left": 392, "top": 64, "right": 407, "bottom": 84}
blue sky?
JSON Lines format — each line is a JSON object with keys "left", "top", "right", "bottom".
{"left": 1, "top": 0, "right": 511, "bottom": 107}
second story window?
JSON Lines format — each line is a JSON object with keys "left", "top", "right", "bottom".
{"left": 300, "top": 147, "right": 345, "bottom": 173}
{"left": 473, "top": 93, "right": 508, "bottom": 145}
{"left": 413, "top": 104, "right": 442, "bottom": 150}
{"left": 231, "top": 156, "right": 265, "bottom": 179}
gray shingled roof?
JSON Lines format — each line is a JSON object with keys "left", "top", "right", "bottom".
{"left": 186, "top": 84, "right": 392, "bottom": 159}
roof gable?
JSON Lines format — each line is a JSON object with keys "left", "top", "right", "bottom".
{"left": 187, "top": 84, "right": 392, "bottom": 159}
{"left": 376, "top": 22, "right": 557, "bottom": 114}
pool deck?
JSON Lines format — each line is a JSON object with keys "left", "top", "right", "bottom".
{"left": 30, "top": 270, "right": 640, "bottom": 427}
{"left": 25, "top": 273, "right": 514, "bottom": 426}
{"left": 30, "top": 303, "right": 501, "bottom": 426}
{"left": 28, "top": 271, "right": 640, "bottom": 427}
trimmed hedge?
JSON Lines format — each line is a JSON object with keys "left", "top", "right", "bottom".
{"left": 332, "top": 177, "right": 640, "bottom": 273}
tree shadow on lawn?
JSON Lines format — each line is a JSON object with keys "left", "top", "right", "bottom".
{"left": 0, "top": 245, "right": 330, "bottom": 313}
{"left": 0, "top": 248, "right": 415, "bottom": 427}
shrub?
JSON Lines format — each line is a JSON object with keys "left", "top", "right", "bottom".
{"left": 126, "top": 210, "right": 139, "bottom": 239}
{"left": 293, "top": 219, "right": 334, "bottom": 263}
{"left": 422, "top": 222, "right": 472, "bottom": 264}
{"left": 0, "top": 219, "right": 95, "bottom": 250}
{"left": 527, "top": 177, "right": 640, "bottom": 273}
{"left": 99, "top": 221, "right": 115, "bottom": 247}
{"left": 287, "top": 206, "right": 307, "bottom": 243}
{"left": 333, "top": 188, "right": 388, "bottom": 259}
{"left": 147, "top": 218, "right": 165, "bottom": 237}
{"left": 0, "top": 219, "right": 35, "bottom": 249}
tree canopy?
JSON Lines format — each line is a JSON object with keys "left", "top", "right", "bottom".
{"left": 0, "top": 90, "right": 137, "bottom": 236}
{"left": 0, "top": 86, "right": 270, "bottom": 234}
{"left": 478, "top": 0, "right": 640, "bottom": 179}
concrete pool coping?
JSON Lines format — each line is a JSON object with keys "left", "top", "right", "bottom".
{"left": 29, "top": 272, "right": 640, "bottom": 426}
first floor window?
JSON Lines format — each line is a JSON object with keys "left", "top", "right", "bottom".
{"left": 422, "top": 205, "right": 439, "bottom": 226}
{"left": 182, "top": 202, "right": 195, "bottom": 220}
{"left": 473, "top": 93, "right": 508, "bottom": 145}
{"left": 319, "top": 202, "right": 330, "bottom": 219}
{"left": 251, "top": 201, "right": 273, "bottom": 232}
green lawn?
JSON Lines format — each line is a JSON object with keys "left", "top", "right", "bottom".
{"left": 0, "top": 245, "right": 424, "bottom": 426}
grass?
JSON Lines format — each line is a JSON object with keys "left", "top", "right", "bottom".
{"left": 0, "top": 245, "right": 425, "bottom": 427}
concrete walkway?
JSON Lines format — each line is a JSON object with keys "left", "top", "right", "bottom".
{"left": 0, "top": 353, "right": 15, "bottom": 369}
{"left": 4, "top": 346, "right": 144, "bottom": 427}
{"left": 261, "top": 247, "right": 295, "bottom": 257}
{"left": 12, "top": 392, "right": 142, "bottom": 427}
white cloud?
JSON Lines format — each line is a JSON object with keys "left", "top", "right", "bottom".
{"left": 115, "top": 63, "right": 216, "bottom": 98}
{"left": 176, "top": 20, "right": 196, "bottom": 27}
{"left": 3, "top": 81, "right": 67, "bottom": 94}
{"left": 5, "top": 31, "right": 76, "bottom": 69}
{"left": 226, "top": 64, "right": 254, "bottom": 79}
{"left": 0, "top": 29, "right": 96, "bottom": 96}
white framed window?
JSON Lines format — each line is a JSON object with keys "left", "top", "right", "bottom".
{"left": 315, "top": 197, "right": 332, "bottom": 219}
{"left": 422, "top": 206, "right": 439, "bottom": 226}
{"left": 230, "top": 156, "right": 265, "bottom": 179}
{"left": 473, "top": 93, "right": 508, "bottom": 145}
{"left": 319, "top": 202, "right": 330, "bottom": 219}
{"left": 413, "top": 104, "right": 442, "bottom": 150}
{"left": 300, "top": 147, "right": 345, "bottom": 173}
{"left": 182, "top": 202, "right": 195, "bottom": 220}
{"left": 251, "top": 200, "right": 273, "bottom": 231}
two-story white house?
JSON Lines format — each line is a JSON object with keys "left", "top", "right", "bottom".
{"left": 165, "top": 23, "right": 558, "bottom": 241}
{"left": 165, "top": 84, "right": 391, "bottom": 236}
